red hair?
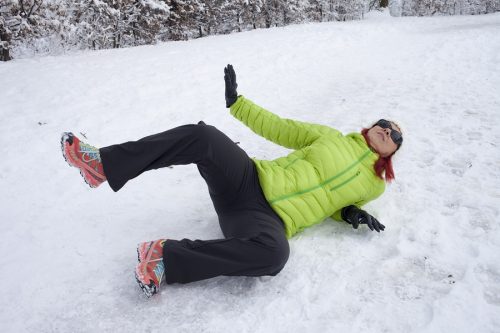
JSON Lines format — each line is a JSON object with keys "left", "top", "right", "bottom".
{"left": 361, "top": 128, "right": 396, "bottom": 182}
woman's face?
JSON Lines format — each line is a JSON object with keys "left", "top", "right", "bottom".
{"left": 366, "top": 121, "right": 401, "bottom": 157}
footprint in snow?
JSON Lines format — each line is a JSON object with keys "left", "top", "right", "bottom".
{"left": 441, "top": 158, "right": 473, "bottom": 177}
{"left": 474, "top": 264, "right": 500, "bottom": 306}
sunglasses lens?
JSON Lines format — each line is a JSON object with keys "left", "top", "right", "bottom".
{"left": 391, "top": 131, "right": 403, "bottom": 145}
{"left": 377, "top": 119, "right": 391, "bottom": 128}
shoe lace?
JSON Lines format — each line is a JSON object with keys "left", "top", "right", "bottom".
{"left": 79, "top": 142, "right": 101, "bottom": 163}
{"left": 152, "top": 260, "right": 165, "bottom": 285}
{"left": 144, "top": 243, "right": 165, "bottom": 287}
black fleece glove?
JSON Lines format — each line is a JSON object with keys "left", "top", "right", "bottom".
{"left": 341, "top": 205, "right": 385, "bottom": 232}
{"left": 224, "top": 64, "right": 238, "bottom": 108}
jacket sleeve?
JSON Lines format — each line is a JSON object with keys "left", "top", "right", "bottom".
{"left": 230, "top": 95, "right": 340, "bottom": 150}
{"left": 330, "top": 181, "right": 386, "bottom": 222}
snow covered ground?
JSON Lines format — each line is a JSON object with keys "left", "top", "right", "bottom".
{"left": 1, "top": 9, "right": 499, "bottom": 333}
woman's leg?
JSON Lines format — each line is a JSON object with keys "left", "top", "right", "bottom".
{"left": 136, "top": 208, "right": 289, "bottom": 295}
{"left": 163, "top": 210, "right": 289, "bottom": 284}
{"left": 100, "top": 122, "right": 251, "bottom": 198}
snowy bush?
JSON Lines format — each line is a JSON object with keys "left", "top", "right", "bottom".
{"left": 1, "top": 0, "right": 373, "bottom": 60}
{"left": 389, "top": 0, "right": 500, "bottom": 16}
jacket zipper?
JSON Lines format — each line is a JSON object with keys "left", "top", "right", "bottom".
{"left": 269, "top": 149, "right": 371, "bottom": 204}
{"left": 329, "top": 170, "right": 361, "bottom": 191}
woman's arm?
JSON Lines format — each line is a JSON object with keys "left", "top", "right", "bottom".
{"left": 230, "top": 95, "right": 340, "bottom": 149}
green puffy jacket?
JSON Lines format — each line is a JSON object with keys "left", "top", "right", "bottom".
{"left": 230, "top": 96, "right": 386, "bottom": 238}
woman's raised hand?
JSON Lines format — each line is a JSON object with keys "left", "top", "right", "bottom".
{"left": 224, "top": 64, "right": 238, "bottom": 108}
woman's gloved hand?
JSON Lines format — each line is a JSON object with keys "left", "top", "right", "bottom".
{"left": 341, "top": 205, "right": 385, "bottom": 232}
{"left": 224, "top": 64, "right": 238, "bottom": 108}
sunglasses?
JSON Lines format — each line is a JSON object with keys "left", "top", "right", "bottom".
{"left": 375, "top": 119, "right": 403, "bottom": 146}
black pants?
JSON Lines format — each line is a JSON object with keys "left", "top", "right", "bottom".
{"left": 100, "top": 122, "right": 289, "bottom": 284}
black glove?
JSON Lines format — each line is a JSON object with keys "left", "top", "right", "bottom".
{"left": 341, "top": 205, "right": 385, "bottom": 232}
{"left": 224, "top": 64, "right": 238, "bottom": 108}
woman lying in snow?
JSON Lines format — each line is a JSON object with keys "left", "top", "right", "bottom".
{"left": 60, "top": 65, "right": 403, "bottom": 298}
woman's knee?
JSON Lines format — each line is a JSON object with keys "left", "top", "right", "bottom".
{"left": 269, "top": 240, "right": 290, "bottom": 275}
{"left": 253, "top": 233, "right": 290, "bottom": 275}
{"left": 193, "top": 122, "right": 221, "bottom": 141}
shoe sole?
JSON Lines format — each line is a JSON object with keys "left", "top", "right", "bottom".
{"left": 60, "top": 132, "right": 102, "bottom": 189}
{"left": 60, "top": 132, "right": 76, "bottom": 167}
{"left": 135, "top": 269, "right": 157, "bottom": 298}
{"left": 137, "top": 245, "right": 147, "bottom": 263}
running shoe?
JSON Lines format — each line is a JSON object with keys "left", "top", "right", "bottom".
{"left": 61, "top": 132, "right": 106, "bottom": 188}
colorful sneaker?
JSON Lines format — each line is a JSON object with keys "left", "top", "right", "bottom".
{"left": 61, "top": 132, "right": 106, "bottom": 188}
{"left": 135, "top": 239, "right": 166, "bottom": 298}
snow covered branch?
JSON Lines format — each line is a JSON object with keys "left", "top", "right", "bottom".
{"left": 3, "top": 0, "right": 497, "bottom": 60}
{"left": 389, "top": 0, "right": 500, "bottom": 16}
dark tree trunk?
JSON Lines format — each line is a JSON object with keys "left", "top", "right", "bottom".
{"left": 0, "top": 46, "right": 11, "bottom": 61}
{"left": 0, "top": 31, "right": 12, "bottom": 61}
